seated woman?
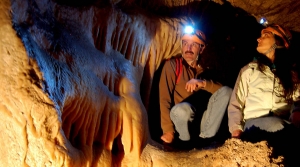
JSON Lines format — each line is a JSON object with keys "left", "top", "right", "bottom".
{"left": 228, "top": 24, "right": 300, "bottom": 165}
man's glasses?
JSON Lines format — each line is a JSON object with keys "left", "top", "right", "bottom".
{"left": 182, "top": 41, "right": 205, "bottom": 49}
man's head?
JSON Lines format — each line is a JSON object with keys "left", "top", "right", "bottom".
{"left": 181, "top": 26, "right": 206, "bottom": 66}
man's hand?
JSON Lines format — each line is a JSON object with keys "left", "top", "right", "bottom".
{"left": 290, "top": 111, "right": 300, "bottom": 128}
{"left": 185, "top": 79, "right": 206, "bottom": 92}
{"left": 161, "top": 132, "right": 174, "bottom": 143}
{"left": 231, "top": 129, "right": 243, "bottom": 138}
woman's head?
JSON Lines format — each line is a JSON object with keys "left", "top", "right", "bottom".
{"left": 261, "top": 24, "right": 292, "bottom": 48}
{"left": 256, "top": 24, "right": 292, "bottom": 61}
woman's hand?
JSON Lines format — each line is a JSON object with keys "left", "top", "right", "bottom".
{"left": 185, "top": 79, "right": 206, "bottom": 92}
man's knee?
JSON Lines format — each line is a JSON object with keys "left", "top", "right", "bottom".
{"left": 209, "top": 86, "right": 232, "bottom": 105}
{"left": 170, "top": 102, "right": 194, "bottom": 121}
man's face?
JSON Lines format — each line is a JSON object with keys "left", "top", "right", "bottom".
{"left": 181, "top": 38, "right": 205, "bottom": 66}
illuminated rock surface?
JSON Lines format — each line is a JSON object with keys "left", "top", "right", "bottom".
{"left": 1, "top": 0, "right": 300, "bottom": 166}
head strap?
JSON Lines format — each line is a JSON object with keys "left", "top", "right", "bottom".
{"left": 182, "top": 29, "right": 206, "bottom": 44}
{"left": 262, "top": 24, "right": 292, "bottom": 48}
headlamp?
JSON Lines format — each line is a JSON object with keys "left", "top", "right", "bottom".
{"left": 182, "top": 25, "right": 206, "bottom": 44}
{"left": 184, "top": 25, "right": 195, "bottom": 34}
{"left": 259, "top": 17, "right": 268, "bottom": 27}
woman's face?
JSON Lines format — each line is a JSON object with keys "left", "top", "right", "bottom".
{"left": 257, "top": 31, "right": 276, "bottom": 56}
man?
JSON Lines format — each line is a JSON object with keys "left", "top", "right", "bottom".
{"left": 159, "top": 25, "right": 232, "bottom": 145}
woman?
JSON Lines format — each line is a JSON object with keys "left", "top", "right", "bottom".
{"left": 228, "top": 24, "right": 300, "bottom": 165}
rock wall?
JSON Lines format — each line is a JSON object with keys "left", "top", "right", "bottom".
{"left": 1, "top": 0, "right": 299, "bottom": 166}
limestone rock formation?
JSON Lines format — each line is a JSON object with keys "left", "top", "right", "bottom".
{"left": 1, "top": 0, "right": 300, "bottom": 166}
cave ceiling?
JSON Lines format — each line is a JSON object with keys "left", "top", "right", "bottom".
{"left": 50, "top": 0, "right": 299, "bottom": 29}
{"left": 55, "top": 0, "right": 300, "bottom": 32}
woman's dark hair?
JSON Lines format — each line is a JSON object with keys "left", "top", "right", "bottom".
{"left": 257, "top": 35, "right": 299, "bottom": 102}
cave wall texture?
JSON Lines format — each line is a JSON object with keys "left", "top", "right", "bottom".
{"left": 1, "top": 0, "right": 300, "bottom": 166}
